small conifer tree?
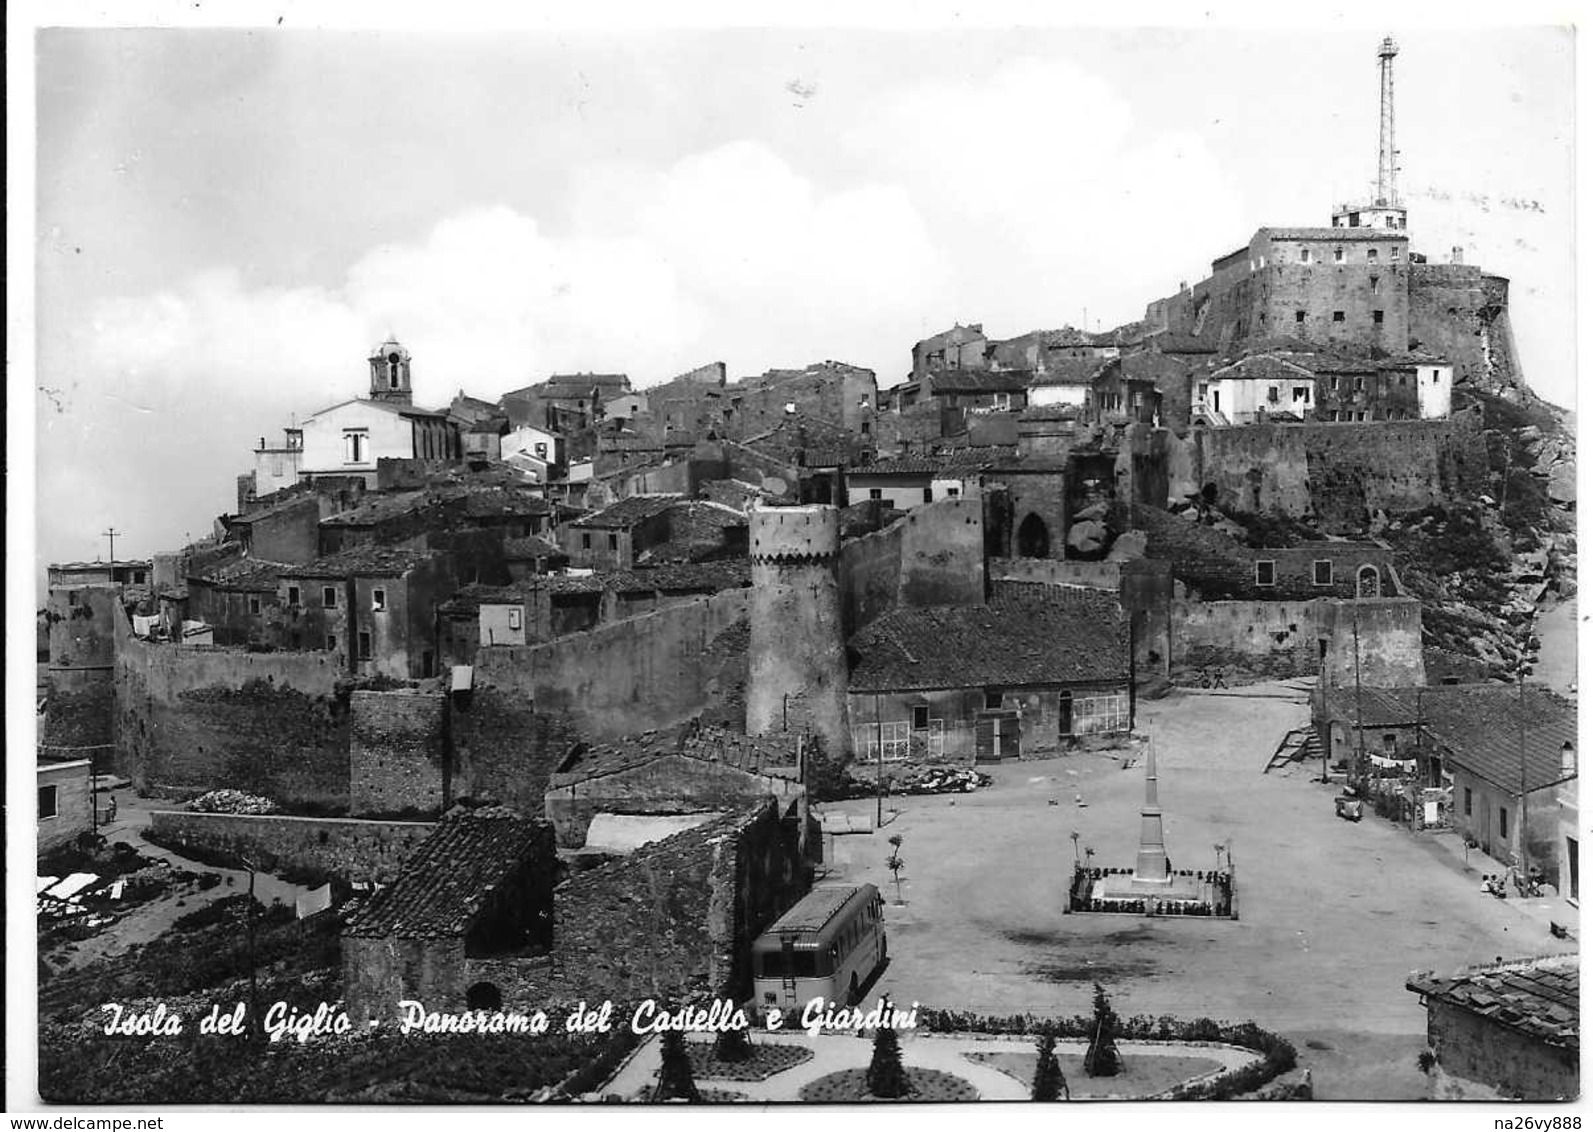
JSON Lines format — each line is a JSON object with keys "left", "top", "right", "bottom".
{"left": 1083, "top": 983, "right": 1123, "bottom": 1078}
{"left": 655, "top": 1027, "right": 702, "bottom": 1101}
{"left": 865, "top": 1013, "right": 911, "bottom": 1098}
{"left": 1032, "top": 1030, "right": 1068, "bottom": 1100}
{"left": 714, "top": 1023, "right": 753, "bottom": 1063}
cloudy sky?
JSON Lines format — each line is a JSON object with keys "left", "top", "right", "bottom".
{"left": 25, "top": 17, "right": 1576, "bottom": 579}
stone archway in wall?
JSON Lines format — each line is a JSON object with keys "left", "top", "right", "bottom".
{"left": 1017, "top": 513, "right": 1050, "bottom": 559}
{"left": 1357, "top": 564, "right": 1381, "bottom": 599}
{"left": 466, "top": 982, "right": 502, "bottom": 1010}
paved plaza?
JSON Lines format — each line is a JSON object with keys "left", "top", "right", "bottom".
{"left": 819, "top": 680, "right": 1578, "bottom": 1100}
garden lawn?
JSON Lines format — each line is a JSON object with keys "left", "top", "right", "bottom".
{"left": 798, "top": 1067, "right": 979, "bottom": 1102}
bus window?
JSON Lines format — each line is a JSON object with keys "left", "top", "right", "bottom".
{"left": 762, "top": 950, "right": 821, "bottom": 979}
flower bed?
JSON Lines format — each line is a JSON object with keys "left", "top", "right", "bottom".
{"left": 189, "top": 790, "right": 280, "bottom": 816}
{"left": 687, "top": 1041, "right": 813, "bottom": 1082}
{"left": 918, "top": 1010, "right": 1295, "bottom": 1101}
{"left": 797, "top": 1068, "right": 979, "bottom": 1103}
{"left": 965, "top": 1049, "right": 1225, "bottom": 1099}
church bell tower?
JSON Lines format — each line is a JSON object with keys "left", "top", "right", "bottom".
{"left": 368, "top": 337, "right": 414, "bottom": 406}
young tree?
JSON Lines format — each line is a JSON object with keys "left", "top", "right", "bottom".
{"left": 865, "top": 1011, "right": 910, "bottom": 1098}
{"left": 1032, "top": 1030, "right": 1069, "bottom": 1100}
{"left": 1083, "top": 983, "right": 1123, "bottom": 1078}
{"left": 886, "top": 834, "right": 906, "bottom": 904}
{"left": 654, "top": 1028, "right": 702, "bottom": 1102}
{"left": 713, "top": 1023, "right": 753, "bottom": 1064}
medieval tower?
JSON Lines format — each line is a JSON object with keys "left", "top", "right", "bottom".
{"left": 746, "top": 504, "right": 850, "bottom": 758}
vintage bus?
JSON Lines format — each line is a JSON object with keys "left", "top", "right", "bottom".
{"left": 752, "top": 883, "right": 887, "bottom": 1011}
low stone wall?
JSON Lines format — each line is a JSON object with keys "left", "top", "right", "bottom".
{"left": 147, "top": 810, "right": 435, "bottom": 884}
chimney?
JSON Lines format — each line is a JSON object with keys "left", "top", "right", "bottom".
{"left": 1450, "top": 246, "right": 1465, "bottom": 265}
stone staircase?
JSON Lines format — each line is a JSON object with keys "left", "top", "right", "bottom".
{"left": 1264, "top": 727, "right": 1321, "bottom": 773}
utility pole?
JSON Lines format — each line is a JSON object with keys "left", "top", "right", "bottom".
{"left": 1518, "top": 668, "right": 1530, "bottom": 881}
{"left": 241, "top": 856, "right": 261, "bottom": 1041}
{"left": 875, "top": 692, "right": 884, "bottom": 829}
{"left": 1352, "top": 601, "right": 1366, "bottom": 793}
{"left": 103, "top": 528, "right": 121, "bottom": 584}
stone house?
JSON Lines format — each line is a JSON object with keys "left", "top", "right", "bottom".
{"left": 847, "top": 587, "right": 1132, "bottom": 767}
{"left": 1407, "top": 955, "right": 1577, "bottom": 1100}
{"left": 561, "top": 494, "right": 682, "bottom": 570}
{"left": 502, "top": 535, "right": 568, "bottom": 580}
{"left": 342, "top": 810, "right": 559, "bottom": 1022}
{"left": 37, "top": 758, "right": 94, "bottom": 855}
{"left": 185, "top": 559, "right": 293, "bottom": 647}
{"left": 1421, "top": 683, "right": 1576, "bottom": 887}
{"left": 844, "top": 451, "right": 1000, "bottom": 513}
{"left": 276, "top": 546, "right": 455, "bottom": 678}
{"left": 500, "top": 373, "right": 632, "bottom": 434}
{"left": 224, "top": 493, "right": 329, "bottom": 565}
{"left": 543, "top": 727, "right": 807, "bottom": 850}
{"left": 1027, "top": 357, "right": 1112, "bottom": 410}
{"left": 911, "top": 323, "right": 988, "bottom": 382}
{"left": 347, "top": 798, "right": 811, "bottom": 1018}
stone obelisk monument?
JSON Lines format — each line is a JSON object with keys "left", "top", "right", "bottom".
{"left": 1133, "top": 742, "right": 1171, "bottom": 883}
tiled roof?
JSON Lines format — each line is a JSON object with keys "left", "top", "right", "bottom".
{"left": 1420, "top": 684, "right": 1577, "bottom": 795}
{"left": 307, "top": 397, "right": 448, "bottom": 420}
{"left": 568, "top": 493, "right": 683, "bottom": 529}
{"left": 1320, "top": 682, "right": 1576, "bottom": 795}
{"left": 848, "top": 593, "right": 1128, "bottom": 692}
{"left": 551, "top": 727, "right": 799, "bottom": 789}
{"left": 320, "top": 490, "right": 434, "bottom": 527}
{"left": 503, "top": 534, "right": 565, "bottom": 560}
{"left": 232, "top": 494, "right": 319, "bottom": 525}
{"left": 344, "top": 812, "right": 551, "bottom": 939}
{"left": 1408, "top": 955, "right": 1578, "bottom": 1050}
{"left": 460, "top": 489, "right": 551, "bottom": 519}
{"left": 1031, "top": 358, "right": 1114, "bottom": 387}
{"left": 192, "top": 558, "right": 294, "bottom": 591}
{"left": 281, "top": 546, "right": 442, "bottom": 579}
{"left": 927, "top": 369, "right": 1031, "bottom": 394}
{"left": 1212, "top": 354, "right": 1317, "bottom": 381}
{"left": 850, "top": 447, "right": 1011, "bottom": 478}
{"left": 606, "top": 560, "right": 752, "bottom": 593}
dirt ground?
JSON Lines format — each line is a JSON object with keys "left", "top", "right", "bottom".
{"left": 820, "top": 681, "right": 1578, "bottom": 1101}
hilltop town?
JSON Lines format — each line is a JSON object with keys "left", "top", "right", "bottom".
{"left": 34, "top": 39, "right": 1577, "bottom": 1106}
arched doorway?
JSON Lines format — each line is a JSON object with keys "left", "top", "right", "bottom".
{"left": 1017, "top": 513, "right": 1050, "bottom": 559}
{"left": 1356, "top": 565, "right": 1381, "bottom": 599}
{"left": 466, "top": 982, "right": 502, "bottom": 1011}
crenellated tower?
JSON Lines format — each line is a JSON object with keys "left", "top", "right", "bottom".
{"left": 745, "top": 505, "right": 850, "bottom": 759}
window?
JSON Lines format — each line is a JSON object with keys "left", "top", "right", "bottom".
{"left": 322, "top": 586, "right": 338, "bottom": 608}
{"left": 1313, "top": 560, "right": 1333, "bottom": 586}
{"left": 358, "top": 631, "right": 372, "bottom": 661}
{"left": 1398, "top": 374, "right": 1408, "bottom": 386}
{"left": 911, "top": 705, "right": 930, "bottom": 731}
{"left": 1373, "top": 310, "right": 1385, "bottom": 325}
{"left": 1266, "top": 385, "right": 1279, "bottom": 403}
{"left": 607, "top": 533, "right": 618, "bottom": 551}
{"left": 1071, "top": 691, "right": 1130, "bottom": 735}
{"left": 1295, "top": 310, "right": 1305, "bottom": 324}
{"left": 1391, "top": 246, "right": 1402, "bottom": 260}
{"left": 1299, "top": 247, "right": 1310, "bottom": 263}
{"left": 1383, "top": 733, "right": 1397, "bottom": 755}
{"left": 1464, "top": 787, "right": 1473, "bottom": 816}
{"left": 947, "top": 486, "right": 960, "bottom": 498}
{"left": 869, "top": 488, "right": 883, "bottom": 501}
{"left": 372, "top": 588, "right": 387, "bottom": 612}
{"left": 39, "top": 784, "right": 58, "bottom": 819}
{"left": 1332, "top": 311, "right": 1345, "bottom": 323}
{"left": 1499, "top": 807, "right": 1510, "bottom": 840}
{"left": 1255, "top": 560, "right": 1276, "bottom": 587}
{"left": 534, "top": 442, "right": 548, "bottom": 457}
{"left": 581, "top": 533, "right": 592, "bottom": 550}
{"left": 68, "top": 591, "right": 78, "bottom": 607}
{"left": 326, "top": 634, "right": 338, "bottom": 651}
{"left": 343, "top": 430, "right": 368, "bottom": 464}
{"left": 1349, "top": 213, "right": 1360, "bottom": 227}
{"left": 1367, "top": 248, "right": 1379, "bottom": 263}
{"left": 287, "top": 586, "right": 301, "bottom": 606}
{"left": 1355, "top": 376, "right": 1366, "bottom": 392}
{"left": 1370, "top": 276, "right": 1380, "bottom": 294}
{"left": 855, "top": 721, "right": 912, "bottom": 762}
{"left": 985, "top": 690, "right": 1003, "bottom": 710}
{"left": 134, "top": 571, "right": 147, "bottom": 584}
{"left": 1330, "top": 376, "right": 1339, "bottom": 392}
{"left": 1333, "top": 248, "right": 1345, "bottom": 264}
{"left": 922, "top": 487, "right": 934, "bottom": 504}
{"left": 507, "top": 608, "right": 523, "bottom": 631}
{"left": 1293, "top": 386, "right": 1310, "bottom": 403}
{"left": 248, "top": 596, "right": 261, "bottom": 615}
{"left": 861, "top": 421, "right": 871, "bottom": 436}
{"left": 1431, "top": 369, "right": 1442, "bottom": 383}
